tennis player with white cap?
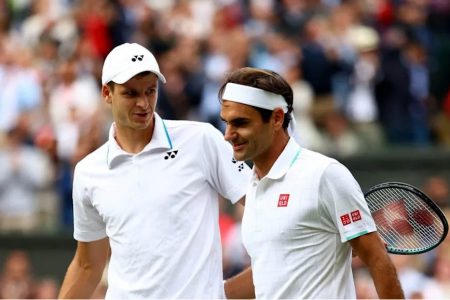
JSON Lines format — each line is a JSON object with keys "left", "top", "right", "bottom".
{"left": 219, "top": 67, "right": 404, "bottom": 299}
{"left": 58, "top": 43, "right": 251, "bottom": 299}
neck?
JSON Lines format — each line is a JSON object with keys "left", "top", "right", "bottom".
{"left": 253, "top": 132, "right": 290, "bottom": 179}
{"left": 114, "top": 120, "right": 155, "bottom": 154}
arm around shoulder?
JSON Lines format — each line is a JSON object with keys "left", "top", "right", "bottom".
{"left": 58, "top": 238, "right": 109, "bottom": 299}
{"left": 350, "top": 232, "right": 404, "bottom": 299}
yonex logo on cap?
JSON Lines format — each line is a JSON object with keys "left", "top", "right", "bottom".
{"left": 132, "top": 55, "right": 144, "bottom": 62}
{"left": 101, "top": 43, "right": 167, "bottom": 84}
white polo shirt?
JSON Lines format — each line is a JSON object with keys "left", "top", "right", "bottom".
{"left": 241, "top": 138, "right": 376, "bottom": 299}
{"left": 72, "top": 113, "right": 251, "bottom": 299}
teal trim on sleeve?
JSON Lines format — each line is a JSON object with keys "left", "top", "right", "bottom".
{"left": 346, "top": 230, "right": 368, "bottom": 241}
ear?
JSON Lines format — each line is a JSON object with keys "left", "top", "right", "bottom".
{"left": 102, "top": 85, "right": 113, "bottom": 104}
{"left": 272, "top": 108, "right": 285, "bottom": 130}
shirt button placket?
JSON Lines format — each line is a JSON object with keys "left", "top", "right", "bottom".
{"left": 255, "top": 181, "right": 262, "bottom": 232}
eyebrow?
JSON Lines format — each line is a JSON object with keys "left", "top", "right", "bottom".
{"left": 121, "top": 83, "right": 157, "bottom": 90}
{"left": 220, "top": 116, "right": 249, "bottom": 124}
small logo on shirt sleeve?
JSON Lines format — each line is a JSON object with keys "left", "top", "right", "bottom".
{"left": 278, "top": 194, "right": 290, "bottom": 207}
{"left": 340, "top": 214, "right": 351, "bottom": 226}
{"left": 351, "top": 210, "right": 361, "bottom": 222}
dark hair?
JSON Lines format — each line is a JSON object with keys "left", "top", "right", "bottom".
{"left": 105, "top": 71, "right": 156, "bottom": 91}
{"left": 218, "top": 67, "right": 293, "bottom": 129}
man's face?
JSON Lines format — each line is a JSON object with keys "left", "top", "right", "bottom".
{"left": 103, "top": 73, "right": 158, "bottom": 131}
{"left": 220, "top": 100, "right": 274, "bottom": 162}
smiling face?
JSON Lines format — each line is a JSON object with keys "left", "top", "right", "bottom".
{"left": 220, "top": 100, "right": 276, "bottom": 162}
{"left": 103, "top": 72, "right": 158, "bottom": 132}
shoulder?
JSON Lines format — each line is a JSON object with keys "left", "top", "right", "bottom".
{"left": 74, "top": 142, "right": 109, "bottom": 177}
{"left": 299, "top": 148, "right": 339, "bottom": 168}
{"left": 164, "top": 119, "right": 217, "bottom": 133}
{"left": 297, "top": 148, "right": 355, "bottom": 183}
{"left": 163, "top": 119, "right": 224, "bottom": 143}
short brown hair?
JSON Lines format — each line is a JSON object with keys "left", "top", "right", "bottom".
{"left": 218, "top": 67, "right": 293, "bottom": 129}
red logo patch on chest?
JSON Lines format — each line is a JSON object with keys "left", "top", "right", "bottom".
{"left": 340, "top": 214, "right": 351, "bottom": 226}
{"left": 351, "top": 210, "right": 362, "bottom": 222}
{"left": 277, "top": 194, "right": 290, "bottom": 207}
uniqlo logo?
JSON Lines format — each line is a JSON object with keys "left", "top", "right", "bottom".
{"left": 351, "top": 210, "right": 361, "bottom": 222}
{"left": 340, "top": 214, "right": 351, "bottom": 226}
{"left": 277, "top": 194, "right": 290, "bottom": 207}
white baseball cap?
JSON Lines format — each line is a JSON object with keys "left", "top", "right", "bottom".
{"left": 101, "top": 43, "right": 166, "bottom": 85}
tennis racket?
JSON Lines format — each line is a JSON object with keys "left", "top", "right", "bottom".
{"left": 365, "top": 182, "right": 448, "bottom": 255}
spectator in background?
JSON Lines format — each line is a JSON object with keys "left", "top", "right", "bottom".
{"left": 375, "top": 27, "right": 413, "bottom": 144}
{"left": 347, "top": 25, "right": 385, "bottom": 150}
{"left": 404, "top": 41, "right": 431, "bottom": 146}
{"left": 0, "top": 121, "right": 53, "bottom": 233}
{"left": 423, "top": 176, "right": 450, "bottom": 209}
{"left": 433, "top": 88, "right": 450, "bottom": 146}
{"left": 285, "top": 64, "right": 324, "bottom": 151}
{"left": 0, "top": 37, "right": 42, "bottom": 136}
{"left": 0, "top": 250, "right": 36, "bottom": 299}
{"left": 390, "top": 254, "right": 429, "bottom": 299}
{"left": 34, "top": 278, "right": 59, "bottom": 299}
{"left": 421, "top": 210, "right": 450, "bottom": 298}
{"left": 320, "top": 108, "right": 363, "bottom": 157}
{"left": 422, "top": 255, "right": 450, "bottom": 298}
{"left": 47, "top": 56, "right": 100, "bottom": 228}
{"left": 300, "top": 15, "right": 336, "bottom": 98}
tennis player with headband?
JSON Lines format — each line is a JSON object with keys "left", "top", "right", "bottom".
{"left": 219, "top": 67, "right": 404, "bottom": 299}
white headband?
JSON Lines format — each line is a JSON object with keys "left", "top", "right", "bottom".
{"left": 222, "top": 83, "right": 288, "bottom": 112}
{"left": 222, "top": 82, "right": 302, "bottom": 144}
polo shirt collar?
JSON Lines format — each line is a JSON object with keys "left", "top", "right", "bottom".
{"left": 106, "top": 113, "right": 172, "bottom": 168}
{"left": 258, "top": 138, "right": 302, "bottom": 180}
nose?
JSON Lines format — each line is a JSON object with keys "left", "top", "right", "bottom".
{"left": 136, "top": 95, "right": 150, "bottom": 109}
{"left": 224, "top": 125, "right": 235, "bottom": 142}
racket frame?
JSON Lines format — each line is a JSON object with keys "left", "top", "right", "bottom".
{"left": 364, "top": 182, "right": 449, "bottom": 255}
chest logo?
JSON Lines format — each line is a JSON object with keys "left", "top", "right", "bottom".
{"left": 164, "top": 150, "right": 178, "bottom": 160}
{"left": 277, "top": 194, "right": 290, "bottom": 207}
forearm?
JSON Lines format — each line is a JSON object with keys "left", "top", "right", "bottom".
{"left": 350, "top": 233, "right": 404, "bottom": 299}
{"left": 224, "top": 266, "right": 255, "bottom": 299}
{"left": 366, "top": 252, "right": 404, "bottom": 299}
{"left": 58, "top": 259, "right": 103, "bottom": 298}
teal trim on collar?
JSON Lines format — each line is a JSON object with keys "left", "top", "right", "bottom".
{"left": 289, "top": 149, "right": 301, "bottom": 168}
{"left": 265, "top": 138, "right": 302, "bottom": 180}
{"left": 162, "top": 119, "right": 173, "bottom": 150}
{"left": 105, "top": 113, "right": 173, "bottom": 168}
{"left": 106, "top": 143, "right": 110, "bottom": 166}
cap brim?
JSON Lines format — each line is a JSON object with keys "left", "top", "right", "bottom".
{"left": 110, "top": 66, "right": 166, "bottom": 84}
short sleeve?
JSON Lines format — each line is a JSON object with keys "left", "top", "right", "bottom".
{"left": 201, "top": 124, "right": 251, "bottom": 204}
{"left": 319, "top": 162, "right": 377, "bottom": 242}
{"left": 72, "top": 165, "right": 107, "bottom": 242}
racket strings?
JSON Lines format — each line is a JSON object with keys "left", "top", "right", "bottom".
{"left": 367, "top": 188, "right": 444, "bottom": 253}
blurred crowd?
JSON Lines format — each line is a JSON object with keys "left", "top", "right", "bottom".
{"left": 1, "top": 0, "right": 450, "bottom": 298}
